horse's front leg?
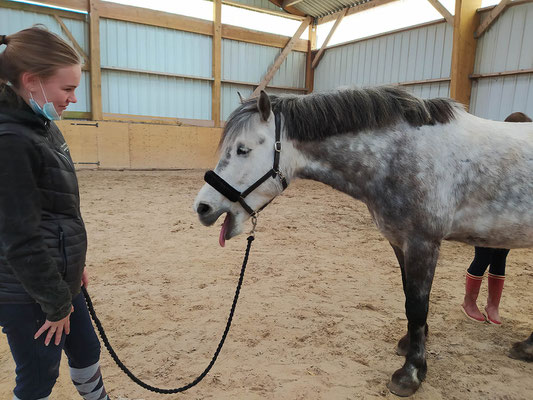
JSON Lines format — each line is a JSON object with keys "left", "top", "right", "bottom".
{"left": 390, "top": 243, "right": 428, "bottom": 357}
{"left": 387, "top": 240, "right": 440, "bottom": 397}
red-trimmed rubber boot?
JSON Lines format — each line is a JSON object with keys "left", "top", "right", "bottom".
{"left": 461, "top": 273, "right": 486, "bottom": 322}
{"left": 485, "top": 273, "right": 505, "bottom": 325}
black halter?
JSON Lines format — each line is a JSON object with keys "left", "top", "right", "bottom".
{"left": 204, "top": 112, "right": 288, "bottom": 216}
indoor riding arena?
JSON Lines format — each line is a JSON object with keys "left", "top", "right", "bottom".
{"left": 1, "top": 1, "right": 532, "bottom": 399}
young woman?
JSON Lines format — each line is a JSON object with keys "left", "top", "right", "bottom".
{"left": 461, "top": 111, "right": 532, "bottom": 325}
{"left": 0, "top": 27, "right": 109, "bottom": 400}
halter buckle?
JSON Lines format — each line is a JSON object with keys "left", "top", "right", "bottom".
{"left": 274, "top": 141, "right": 282, "bottom": 152}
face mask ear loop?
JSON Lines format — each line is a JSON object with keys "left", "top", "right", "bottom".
{"left": 39, "top": 80, "right": 50, "bottom": 104}
{"left": 28, "top": 89, "right": 37, "bottom": 104}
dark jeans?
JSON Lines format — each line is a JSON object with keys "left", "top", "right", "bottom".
{"left": 467, "top": 246, "right": 510, "bottom": 277}
{"left": 0, "top": 292, "right": 101, "bottom": 400}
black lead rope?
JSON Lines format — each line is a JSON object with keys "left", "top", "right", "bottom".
{"left": 82, "top": 235, "right": 255, "bottom": 394}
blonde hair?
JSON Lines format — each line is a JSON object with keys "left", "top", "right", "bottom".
{"left": 0, "top": 25, "right": 80, "bottom": 89}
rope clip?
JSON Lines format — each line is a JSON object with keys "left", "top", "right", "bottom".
{"left": 249, "top": 214, "right": 258, "bottom": 237}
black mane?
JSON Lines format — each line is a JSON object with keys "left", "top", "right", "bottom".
{"left": 222, "top": 86, "right": 460, "bottom": 145}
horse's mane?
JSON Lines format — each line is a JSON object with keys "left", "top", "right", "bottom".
{"left": 222, "top": 86, "right": 461, "bottom": 146}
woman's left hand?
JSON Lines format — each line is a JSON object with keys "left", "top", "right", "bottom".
{"left": 81, "top": 269, "right": 89, "bottom": 287}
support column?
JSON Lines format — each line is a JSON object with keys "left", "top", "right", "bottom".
{"left": 449, "top": 0, "right": 482, "bottom": 110}
{"left": 89, "top": 0, "right": 102, "bottom": 120}
{"left": 306, "top": 21, "right": 317, "bottom": 93}
{"left": 212, "top": 0, "right": 222, "bottom": 127}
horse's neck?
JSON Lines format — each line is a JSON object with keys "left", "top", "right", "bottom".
{"left": 289, "top": 130, "right": 402, "bottom": 202}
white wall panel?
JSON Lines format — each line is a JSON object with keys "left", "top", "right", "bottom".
{"left": 0, "top": 8, "right": 90, "bottom": 112}
{"left": 403, "top": 82, "right": 450, "bottom": 99}
{"left": 221, "top": 82, "right": 305, "bottom": 121}
{"left": 314, "top": 21, "right": 453, "bottom": 99}
{"left": 102, "top": 70, "right": 211, "bottom": 120}
{"left": 470, "top": 74, "right": 533, "bottom": 121}
{"left": 222, "top": 39, "right": 306, "bottom": 88}
{"left": 221, "top": 39, "right": 306, "bottom": 120}
{"left": 470, "top": 3, "right": 533, "bottom": 119}
{"left": 99, "top": 18, "right": 213, "bottom": 119}
{"left": 100, "top": 18, "right": 212, "bottom": 78}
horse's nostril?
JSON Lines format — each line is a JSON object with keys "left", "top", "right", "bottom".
{"left": 197, "top": 202, "right": 211, "bottom": 215}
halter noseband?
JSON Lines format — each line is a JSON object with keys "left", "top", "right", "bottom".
{"left": 204, "top": 112, "right": 288, "bottom": 216}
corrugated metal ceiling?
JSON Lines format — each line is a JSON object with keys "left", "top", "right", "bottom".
{"left": 276, "top": 0, "right": 376, "bottom": 19}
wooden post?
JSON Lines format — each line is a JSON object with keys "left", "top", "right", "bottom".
{"left": 212, "top": 0, "right": 222, "bottom": 127}
{"left": 54, "top": 15, "right": 90, "bottom": 65}
{"left": 449, "top": 0, "right": 482, "bottom": 110}
{"left": 89, "top": 0, "right": 102, "bottom": 120}
{"left": 268, "top": 0, "right": 306, "bottom": 16}
{"left": 282, "top": 0, "right": 305, "bottom": 7}
{"left": 306, "top": 21, "right": 317, "bottom": 93}
{"left": 312, "top": 8, "right": 347, "bottom": 69}
{"left": 474, "top": 0, "right": 512, "bottom": 38}
{"left": 252, "top": 17, "right": 311, "bottom": 97}
{"left": 427, "top": 0, "right": 454, "bottom": 26}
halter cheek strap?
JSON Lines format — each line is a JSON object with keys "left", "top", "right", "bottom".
{"left": 204, "top": 112, "right": 288, "bottom": 216}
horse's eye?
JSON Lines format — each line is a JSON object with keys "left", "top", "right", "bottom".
{"left": 237, "top": 146, "right": 250, "bottom": 156}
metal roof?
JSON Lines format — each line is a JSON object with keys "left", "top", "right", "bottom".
{"left": 272, "top": 0, "right": 379, "bottom": 19}
{"left": 296, "top": 1, "right": 372, "bottom": 18}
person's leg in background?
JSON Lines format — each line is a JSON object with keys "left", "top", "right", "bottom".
{"left": 485, "top": 249, "right": 509, "bottom": 325}
{"left": 462, "top": 247, "right": 493, "bottom": 322}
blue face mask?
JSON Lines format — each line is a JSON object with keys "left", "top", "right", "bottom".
{"left": 28, "top": 81, "right": 61, "bottom": 121}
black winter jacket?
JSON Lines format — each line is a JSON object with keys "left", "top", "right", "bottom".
{"left": 0, "top": 86, "right": 87, "bottom": 321}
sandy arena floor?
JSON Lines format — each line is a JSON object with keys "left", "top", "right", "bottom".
{"left": 1, "top": 170, "right": 532, "bottom": 399}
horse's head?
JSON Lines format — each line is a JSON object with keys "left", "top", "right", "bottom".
{"left": 194, "top": 91, "right": 288, "bottom": 246}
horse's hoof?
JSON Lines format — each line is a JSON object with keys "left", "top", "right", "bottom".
{"left": 387, "top": 367, "right": 422, "bottom": 397}
{"left": 396, "top": 334, "right": 409, "bottom": 356}
{"left": 508, "top": 340, "right": 533, "bottom": 362}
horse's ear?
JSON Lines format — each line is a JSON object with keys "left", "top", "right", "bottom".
{"left": 237, "top": 91, "right": 245, "bottom": 104}
{"left": 257, "top": 90, "right": 271, "bottom": 122}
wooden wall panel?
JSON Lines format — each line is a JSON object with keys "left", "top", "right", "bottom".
{"left": 57, "top": 122, "right": 221, "bottom": 170}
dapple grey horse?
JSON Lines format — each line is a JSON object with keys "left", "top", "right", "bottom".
{"left": 194, "top": 86, "right": 533, "bottom": 396}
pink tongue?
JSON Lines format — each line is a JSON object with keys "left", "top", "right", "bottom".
{"left": 219, "top": 213, "right": 230, "bottom": 247}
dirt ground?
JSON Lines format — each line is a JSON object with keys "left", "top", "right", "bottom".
{"left": 1, "top": 170, "right": 532, "bottom": 400}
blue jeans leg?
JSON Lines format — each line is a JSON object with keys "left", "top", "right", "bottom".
{"left": 0, "top": 302, "right": 63, "bottom": 400}
{"left": 0, "top": 293, "right": 102, "bottom": 399}
{"left": 64, "top": 292, "right": 101, "bottom": 369}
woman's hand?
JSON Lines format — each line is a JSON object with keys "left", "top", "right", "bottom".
{"left": 34, "top": 306, "right": 74, "bottom": 346}
{"left": 81, "top": 269, "right": 89, "bottom": 287}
